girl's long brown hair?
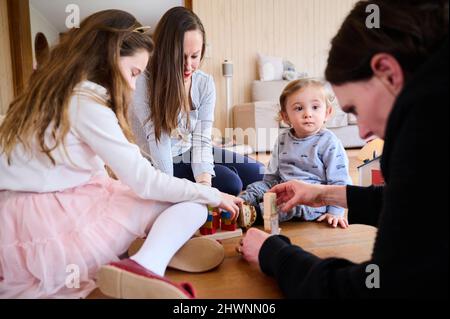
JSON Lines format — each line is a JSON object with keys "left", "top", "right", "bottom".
{"left": 0, "top": 9, "right": 153, "bottom": 164}
{"left": 148, "top": 6, "right": 206, "bottom": 142}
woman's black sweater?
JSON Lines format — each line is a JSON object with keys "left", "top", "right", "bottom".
{"left": 259, "top": 41, "right": 449, "bottom": 298}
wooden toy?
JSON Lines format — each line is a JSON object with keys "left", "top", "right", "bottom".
{"left": 263, "top": 192, "right": 280, "bottom": 235}
{"left": 357, "top": 138, "right": 384, "bottom": 161}
{"left": 199, "top": 206, "right": 221, "bottom": 235}
{"left": 358, "top": 156, "right": 384, "bottom": 186}
{"left": 221, "top": 210, "right": 237, "bottom": 231}
{"left": 237, "top": 202, "right": 257, "bottom": 229}
{"left": 197, "top": 207, "right": 242, "bottom": 239}
{"left": 357, "top": 138, "right": 384, "bottom": 186}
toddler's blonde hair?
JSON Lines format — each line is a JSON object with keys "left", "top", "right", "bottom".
{"left": 278, "top": 78, "right": 336, "bottom": 123}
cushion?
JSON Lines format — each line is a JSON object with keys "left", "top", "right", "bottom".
{"left": 323, "top": 82, "right": 348, "bottom": 128}
{"left": 326, "top": 95, "right": 348, "bottom": 128}
{"left": 252, "top": 80, "right": 289, "bottom": 102}
{"left": 257, "top": 53, "right": 284, "bottom": 81}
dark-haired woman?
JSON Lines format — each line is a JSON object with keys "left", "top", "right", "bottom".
{"left": 130, "top": 6, "right": 264, "bottom": 196}
{"left": 240, "top": 0, "right": 448, "bottom": 298}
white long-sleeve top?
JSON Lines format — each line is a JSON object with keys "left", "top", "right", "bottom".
{"left": 0, "top": 81, "right": 221, "bottom": 206}
{"left": 130, "top": 71, "right": 215, "bottom": 178}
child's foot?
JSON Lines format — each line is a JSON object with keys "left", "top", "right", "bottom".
{"left": 128, "top": 237, "right": 225, "bottom": 273}
{"left": 97, "top": 258, "right": 195, "bottom": 299}
{"left": 237, "top": 202, "right": 257, "bottom": 229}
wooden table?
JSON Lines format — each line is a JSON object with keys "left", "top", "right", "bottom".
{"left": 88, "top": 222, "right": 376, "bottom": 299}
{"left": 167, "top": 222, "right": 376, "bottom": 299}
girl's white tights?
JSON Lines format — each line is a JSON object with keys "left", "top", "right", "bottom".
{"left": 130, "top": 202, "right": 208, "bottom": 276}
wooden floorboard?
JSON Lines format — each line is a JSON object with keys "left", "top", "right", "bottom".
{"left": 89, "top": 222, "right": 376, "bottom": 299}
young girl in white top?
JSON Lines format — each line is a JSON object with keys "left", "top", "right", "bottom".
{"left": 0, "top": 10, "right": 241, "bottom": 299}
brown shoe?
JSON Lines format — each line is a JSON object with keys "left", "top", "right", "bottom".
{"left": 97, "top": 258, "right": 195, "bottom": 299}
{"left": 237, "top": 202, "right": 257, "bottom": 229}
{"left": 128, "top": 237, "right": 225, "bottom": 273}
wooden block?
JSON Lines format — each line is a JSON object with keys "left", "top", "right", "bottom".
{"left": 202, "top": 221, "right": 213, "bottom": 228}
{"left": 270, "top": 216, "right": 280, "bottom": 235}
{"left": 199, "top": 227, "right": 217, "bottom": 235}
{"left": 195, "top": 228, "right": 242, "bottom": 240}
{"left": 221, "top": 211, "right": 232, "bottom": 219}
{"left": 212, "top": 213, "right": 220, "bottom": 229}
{"left": 263, "top": 192, "right": 277, "bottom": 219}
{"left": 208, "top": 206, "right": 221, "bottom": 215}
{"left": 263, "top": 215, "right": 280, "bottom": 234}
{"left": 221, "top": 223, "right": 237, "bottom": 231}
{"left": 371, "top": 169, "right": 384, "bottom": 185}
{"left": 263, "top": 219, "right": 271, "bottom": 233}
{"left": 237, "top": 203, "right": 257, "bottom": 228}
{"left": 222, "top": 220, "right": 231, "bottom": 226}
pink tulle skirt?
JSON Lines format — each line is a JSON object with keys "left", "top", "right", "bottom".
{"left": 0, "top": 176, "right": 166, "bottom": 299}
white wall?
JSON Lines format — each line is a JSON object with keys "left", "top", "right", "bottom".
{"left": 29, "top": 0, "right": 183, "bottom": 33}
{"left": 29, "top": 4, "right": 59, "bottom": 67}
{"left": 193, "top": 0, "right": 357, "bottom": 133}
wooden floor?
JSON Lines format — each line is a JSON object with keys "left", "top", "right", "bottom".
{"left": 167, "top": 222, "right": 375, "bottom": 298}
{"left": 89, "top": 222, "right": 376, "bottom": 299}
{"left": 88, "top": 149, "right": 369, "bottom": 299}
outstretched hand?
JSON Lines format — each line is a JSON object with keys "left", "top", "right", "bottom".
{"left": 269, "top": 180, "right": 325, "bottom": 212}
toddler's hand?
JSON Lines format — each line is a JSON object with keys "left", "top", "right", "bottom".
{"left": 317, "top": 213, "right": 348, "bottom": 229}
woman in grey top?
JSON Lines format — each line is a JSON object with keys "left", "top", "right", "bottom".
{"left": 130, "top": 6, "right": 264, "bottom": 195}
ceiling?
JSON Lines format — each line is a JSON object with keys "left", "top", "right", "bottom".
{"left": 30, "top": 0, "right": 184, "bottom": 32}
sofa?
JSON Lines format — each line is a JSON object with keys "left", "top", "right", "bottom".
{"left": 232, "top": 80, "right": 366, "bottom": 152}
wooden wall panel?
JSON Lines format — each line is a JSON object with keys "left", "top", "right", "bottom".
{"left": 185, "top": 0, "right": 193, "bottom": 10}
{"left": 193, "top": 0, "right": 356, "bottom": 134}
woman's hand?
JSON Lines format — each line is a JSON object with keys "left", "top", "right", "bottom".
{"left": 269, "top": 180, "right": 326, "bottom": 212}
{"left": 237, "top": 228, "right": 270, "bottom": 265}
{"left": 317, "top": 213, "right": 349, "bottom": 228}
{"left": 218, "top": 192, "right": 243, "bottom": 220}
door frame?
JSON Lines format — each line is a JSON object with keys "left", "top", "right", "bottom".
{"left": 7, "top": 0, "right": 33, "bottom": 97}
{"left": 185, "top": 0, "right": 192, "bottom": 10}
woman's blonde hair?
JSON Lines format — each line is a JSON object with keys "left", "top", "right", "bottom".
{"left": 278, "top": 78, "right": 336, "bottom": 122}
{"left": 0, "top": 10, "right": 154, "bottom": 164}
